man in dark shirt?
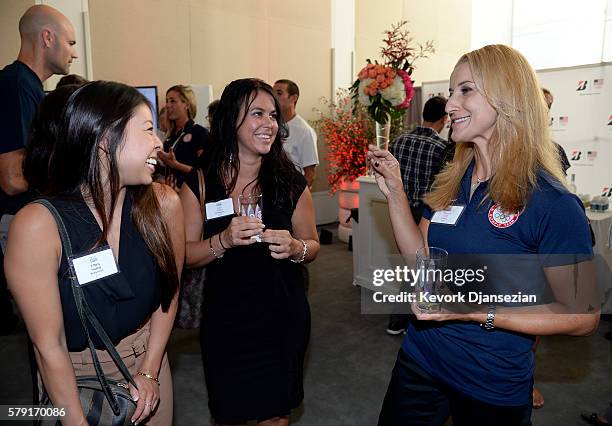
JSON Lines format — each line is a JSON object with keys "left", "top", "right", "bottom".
{"left": 0, "top": 4, "right": 77, "bottom": 334}
{"left": 385, "top": 96, "right": 450, "bottom": 335}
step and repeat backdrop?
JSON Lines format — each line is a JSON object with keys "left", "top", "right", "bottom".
{"left": 422, "top": 62, "right": 612, "bottom": 200}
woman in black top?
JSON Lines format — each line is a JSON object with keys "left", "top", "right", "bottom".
{"left": 179, "top": 78, "right": 319, "bottom": 425}
{"left": 6, "top": 81, "right": 184, "bottom": 425}
{"left": 159, "top": 84, "right": 208, "bottom": 186}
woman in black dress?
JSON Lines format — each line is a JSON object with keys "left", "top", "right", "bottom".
{"left": 179, "top": 78, "right": 319, "bottom": 425}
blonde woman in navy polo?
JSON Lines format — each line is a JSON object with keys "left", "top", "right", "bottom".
{"left": 368, "top": 44, "right": 599, "bottom": 426}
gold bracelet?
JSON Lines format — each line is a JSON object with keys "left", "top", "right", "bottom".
{"left": 136, "top": 370, "right": 160, "bottom": 386}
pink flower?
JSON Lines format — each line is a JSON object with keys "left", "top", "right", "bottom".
{"left": 397, "top": 69, "right": 414, "bottom": 109}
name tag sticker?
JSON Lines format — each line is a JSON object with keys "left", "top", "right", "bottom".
{"left": 205, "top": 197, "right": 234, "bottom": 220}
{"left": 431, "top": 205, "right": 465, "bottom": 226}
{"left": 69, "top": 246, "right": 119, "bottom": 286}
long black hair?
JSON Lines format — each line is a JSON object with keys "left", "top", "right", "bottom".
{"left": 203, "top": 78, "right": 303, "bottom": 205}
{"left": 24, "top": 81, "right": 179, "bottom": 311}
{"left": 25, "top": 84, "right": 80, "bottom": 195}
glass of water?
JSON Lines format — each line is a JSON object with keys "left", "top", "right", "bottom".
{"left": 415, "top": 246, "right": 448, "bottom": 313}
{"left": 238, "top": 194, "right": 263, "bottom": 242}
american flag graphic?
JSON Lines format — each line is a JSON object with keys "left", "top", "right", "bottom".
{"left": 594, "top": 79, "right": 604, "bottom": 89}
{"left": 587, "top": 150, "right": 597, "bottom": 161}
{"left": 559, "top": 116, "right": 569, "bottom": 125}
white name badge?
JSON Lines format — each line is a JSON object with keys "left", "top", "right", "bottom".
{"left": 431, "top": 205, "right": 465, "bottom": 226}
{"left": 205, "top": 197, "right": 234, "bottom": 220}
{"left": 69, "top": 246, "right": 119, "bottom": 286}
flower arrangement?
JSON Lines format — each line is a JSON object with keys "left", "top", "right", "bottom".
{"left": 312, "top": 91, "right": 373, "bottom": 193}
{"left": 311, "top": 90, "right": 407, "bottom": 193}
{"left": 350, "top": 21, "right": 435, "bottom": 124}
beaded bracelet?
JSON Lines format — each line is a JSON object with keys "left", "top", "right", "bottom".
{"left": 209, "top": 236, "right": 223, "bottom": 259}
{"left": 136, "top": 371, "right": 160, "bottom": 386}
{"left": 290, "top": 239, "right": 308, "bottom": 264}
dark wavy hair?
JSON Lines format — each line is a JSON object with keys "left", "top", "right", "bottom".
{"left": 24, "top": 81, "right": 179, "bottom": 311}
{"left": 25, "top": 84, "right": 80, "bottom": 195}
{"left": 203, "top": 78, "right": 303, "bottom": 205}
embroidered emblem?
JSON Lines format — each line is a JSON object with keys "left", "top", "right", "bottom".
{"left": 183, "top": 133, "right": 192, "bottom": 142}
{"left": 488, "top": 204, "right": 520, "bottom": 228}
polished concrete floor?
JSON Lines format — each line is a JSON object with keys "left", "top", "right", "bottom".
{"left": 1, "top": 226, "right": 611, "bottom": 425}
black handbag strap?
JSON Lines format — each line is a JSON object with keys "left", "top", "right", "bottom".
{"left": 33, "top": 199, "right": 138, "bottom": 415}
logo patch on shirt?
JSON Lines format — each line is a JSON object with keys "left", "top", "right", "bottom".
{"left": 183, "top": 133, "right": 192, "bottom": 142}
{"left": 488, "top": 204, "right": 520, "bottom": 228}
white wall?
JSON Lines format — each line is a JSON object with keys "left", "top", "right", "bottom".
{"left": 470, "top": 0, "right": 512, "bottom": 50}
{"left": 331, "top": 0, "right": 355, "bottom": 99}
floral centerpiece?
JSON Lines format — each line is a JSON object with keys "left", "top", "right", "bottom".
{"left": 312, "top": 91, "right": 374, "bottom": 193}
{"left": 350, "top": 21, "right": 435, "bottom": 126}
{"left": 312, "top": 22, "right": 434, "bottom": 193}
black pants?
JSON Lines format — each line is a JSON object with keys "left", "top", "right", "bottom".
{"left": 378, "top": 349, "right": 532, "bottom": 426}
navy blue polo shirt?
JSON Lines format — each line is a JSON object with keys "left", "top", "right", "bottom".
{"left": 0, "top": 61, "right": 44, "bottom": 213}
{"left": 402, "top": 160, "right": 593, "bottom": 406}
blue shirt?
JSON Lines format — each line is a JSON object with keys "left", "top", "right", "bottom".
{"left": 0, "top": 61, "right": 44, "bottom": 213}
{"left": 402, "top": 160, "right": 593, "bottom": 406}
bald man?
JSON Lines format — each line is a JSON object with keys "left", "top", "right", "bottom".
{"left": 0, "top": 5, "right": 77, "bottom": 335}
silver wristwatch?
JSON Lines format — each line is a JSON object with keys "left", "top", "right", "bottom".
{"left": 481, "top": 305, "right": 496, "bottom": 331}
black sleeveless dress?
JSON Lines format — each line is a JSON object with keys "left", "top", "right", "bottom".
{"left": 191, "top": 168, "right": 311, "bottom": 423}
{"left": 45, "top": 190, "right": 161, "bottom": 351}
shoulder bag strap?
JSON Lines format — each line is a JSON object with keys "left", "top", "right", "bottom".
{"left": 32, "top": 199, "right": 137, "bottom": 415}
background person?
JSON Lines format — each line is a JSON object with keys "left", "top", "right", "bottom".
{"left": 207, "top": 99, "right": 219, "bottom": 129}
{"left": 6, "top": 81, "right": 184, "bottom": 425}
{"left": 0, "top": 4, "right": 78, "bottom": 336}
{"left": 159, "top": 84, "right": 209, "bottom": 187}
{"left": 369, "top": 44, "right": 599, "bottom": 426}
{"left": 542, "top": 87, "right": 571, "bottom": 175}
{"left": 273, "top": 79, "right": 319, "bottom": 188}
{"left": 179, "top": 78, "right": 319, "bottom": 425}
{"left": 55, "top": 73, "right": 87, "bottom": 88}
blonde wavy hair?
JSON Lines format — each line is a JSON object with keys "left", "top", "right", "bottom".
{"left": 423, "top": 44, "right": 567, "bottom": 213}
{"left": 166, "top": 84, "right": 197, "bottom": 132}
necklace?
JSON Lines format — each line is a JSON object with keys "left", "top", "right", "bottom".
{"left": 470, "top": 175, "right": 490, "bottom": 197}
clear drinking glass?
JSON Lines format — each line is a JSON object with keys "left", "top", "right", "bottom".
{"left": 415, "top": 247, "right": 448, "bottom": 313}
{"left": 238, "top": 194, "right": 263, "bottom": 242}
